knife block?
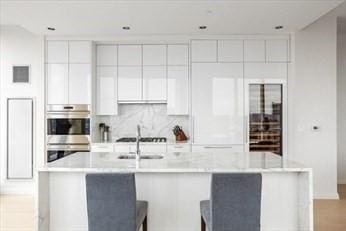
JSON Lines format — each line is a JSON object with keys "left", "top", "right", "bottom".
{"left": 175, "top": 130, "right": 188, "bottom": 142}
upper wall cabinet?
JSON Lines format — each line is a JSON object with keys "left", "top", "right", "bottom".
{"left": 46, "top": 40, "right": 92, "bottom": 105}
{"left": 244, "top": 40, "right": 266, "bottom": 62}
{"left": 167, "top": 45, "right": 189, "bottom": 65}
{"left": 118, "top": 45, "right": 142, "bottom": 65}
{"left": 143, "top": 66, "right": 167, "bottom": 100}
{"left": 96, "top": 45, "right": 117, "bottom": 66}
{"left": 167, "top": 66, "right": 189, "bottom": 115}
{"left": 143, "top": 45, "right": 166, "bottom": 65}
{"left": 118, "top": 66, "right": 142, "bottom": 101}
{"left": 47, "top": 41, "right": 68, "bottom": 63}
{"left": 266, "top": 40, "right": 289, "bottom": 62}
{"left": 69, "top": 41, "right": 92, "bottom": 63}
{"left": 218, "top": 40, "right": 243, "bottom": 62}
{"left": 191, "top": 40, "right": 217, "bottom": 62}
{"left": 96, "top": 45, "right": 118, "bottom": 115}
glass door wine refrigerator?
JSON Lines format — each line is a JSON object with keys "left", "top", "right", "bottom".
{"left": 246, "top": 83, "right": 284, "bottom": 155}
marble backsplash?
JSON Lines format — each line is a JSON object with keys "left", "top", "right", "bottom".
{"left": 94, "top": 104, "right": 190, "bottom": 142}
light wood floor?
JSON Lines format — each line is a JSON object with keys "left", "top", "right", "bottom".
{"left": 1, "top": 186, "right": 346, "bottom": 231}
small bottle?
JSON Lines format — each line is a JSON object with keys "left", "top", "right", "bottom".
{"left": 102, "top": 126, "right": 110, "bottom": 142}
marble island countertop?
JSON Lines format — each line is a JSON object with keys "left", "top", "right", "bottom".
{"left": 39, "top": 152, "right": 311, "bottom": 173}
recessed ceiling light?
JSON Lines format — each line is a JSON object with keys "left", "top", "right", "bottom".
{"left": 199, "top": 26, "right": 207, "bottom": 30}
{"left": 122, "top": 26, "right": 131, "bottom": 30}
{"left": 47, "top": 27, "right": 55, "bottom": 31}
{"left": 275, "top": 26, "right": 284, "bottom": 30}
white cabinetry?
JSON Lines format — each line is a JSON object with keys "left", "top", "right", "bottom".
{"left": 47, "top": 64, "right": 68, "bottom": 104}
{"left": 167, "top": 144, "right": 191, "bottom": 153}
{"left": 47, "top": 41, "right": 68, "bottom": 63}
{"left": 143, "top": 66, "right": 167, "bottom": 101}
{"left": 118, "top": 66, "right": 142, "bottom": 101}
{"left": 191, "top": 40, "right": 217, "bottom": 62}
{"left": 96, "top": 45, "right": 118, "bottom": 115}
{"left": 118, "top": 45, "right": 142, "bottom": 65}
{"left": 69, "top": 64, "right": 91, "bottom": 104}
{"left": 191, "top": 145, "right": 244, "bottom": 154}
{"left": 218, "top": 40, "right": 243, "bottom": 62}
{"left": 143, "top": 45, "right": 166, "bottom": 65}
{"left": 191, "top": 63, "right": 244, "bottom": 144}
{"left": 46, "top": 40, "right": 92, "bottom": 105}
{"left": 244, "top": 40, "right": 266, "bottom": 62}
{"left": 69, "top": 41, "right": 92, "bottom": 63}
{"left": 167, "top": 66, "right": 188, "bottom": 115}
{"left": 244, "top": 63, "right": 287, "bottom": 81}
{"left": 167, "top": 44, "right": 189, "bottom": 115}
{"left": 266, "top": 40, "right": 288, "bottom": 62}
{"left": 168, "top": 45, "right": 188, "bottom": 65}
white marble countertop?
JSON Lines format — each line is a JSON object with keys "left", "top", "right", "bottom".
{"left": 39, "top": 152, "right": 311, "bottom": 173}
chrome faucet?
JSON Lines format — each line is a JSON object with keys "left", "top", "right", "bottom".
{"left": 136, "top": 125, "right": 141, "bottom": 161}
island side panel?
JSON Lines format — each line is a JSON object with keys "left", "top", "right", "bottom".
{"left": 44, "top": 171, "right": 309, "bottom": 231}
{"left": 37, "top": 172, "right": 50, "bottom": 231}
{"left": 298, "top": 170, "right": 314, "bottom": 231}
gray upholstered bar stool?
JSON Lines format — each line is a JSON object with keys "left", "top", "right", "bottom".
{"left": 200, "top": 173, "right": 262, "bottom": 231}
{"left": 86, "top": 173, "right": 148, "bottom": 231}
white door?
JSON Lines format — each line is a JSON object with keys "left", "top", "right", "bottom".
{"left": 118, "top": 66, "right": 142, "bottom": 101}
{"left": 143, "top": 66, "right": 167, "bottom": 101}
{"left": 69, "top": 41, "right": 92, "bottom": 63}
{"left": 68, "top": 64, "right": 91, "bottom": 104}
{"left": 167, "top": 66, "right": 189, "bottom": 115}
{"left": 96, "top": 66, "right": 118, "bottom": 115}
{"left": 7, "top": 99, "right": 33, "bottom": 179}
{"left": 47, "top": 64, "right": 68, "bottom": 104}
{"left": 192, "top": 63, "right": 244, "bottom": 144}
{"left": 46, "top": 41, "right": 68, "bottom": 63}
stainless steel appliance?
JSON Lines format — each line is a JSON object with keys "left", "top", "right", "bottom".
{"left": 47, "top": 144, "right": 89, "bottom": 162}
{"left": 47, "top": 105, "right": 90, "bottom": 145}
{"left": 46, "top": 105, "right": 90, "bottom": 162}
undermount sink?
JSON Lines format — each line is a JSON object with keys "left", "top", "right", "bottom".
{"left": 118, "top": 154, "right": 164, "bottom": 160}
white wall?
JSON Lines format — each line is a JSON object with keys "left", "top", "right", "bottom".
{"left": 0, "top": 25, "right": 45, "bottom": 194}
{"left": 289, "top": 9, "right": 340, "bottom": 199}
{"left": 337, "top": 18, "right": 346, "bottom": 184}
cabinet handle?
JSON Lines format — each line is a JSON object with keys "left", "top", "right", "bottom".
{"left": 204, "top": 146, "right": 233, "bottom": 149}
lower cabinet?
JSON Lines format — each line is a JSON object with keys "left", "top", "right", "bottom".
{"left": 167, "top": 144, "right": 191, "bottom": 153}
{"left": 191, "top": 145, "right": 244, "bottom": 154}
{"left": 130, "top": 144, "right": 166, "bottom": 153}
{"left": 91, "top": 143, "right": 114, "bottom": 153}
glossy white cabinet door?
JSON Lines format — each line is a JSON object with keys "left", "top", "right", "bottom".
{"left": 118, "top": 66, "right": 142, "bottom": 101}
{"left": 167, "top": 45, "right": 189, "bottom": 65}
{"left": 69, "top": 41, "right": 92, "bottom": 63}
{"left": 68, "top": 64, "right": 91, "bottom": 104}
{"left": 96, "top": 45, "right": 117, "bottom": 66}
{"left": 47, "top": 64, "right": 68, "bottom": 104}
{"left": 167, "top": 66, "right": 188, "bottom": 115}
{"left": 143, "top": 45, "right": 166, "bottom": 65}
{"left": 191, "top": 40, "right": 217, "bottom": 62}
{"left": 244, "top": 63, "right": 287, "bottom": 80}
{"left": 143, "top": 66, "right": 167, "bottom": 101}
{"left": 47, "top": 41, "right": 68, "bottom": 63}
{"left": 192, "top": 63, "right": 244, "bottom": 144}
{"left": 96, "top": 66, "right": 117, "bottom": 115}
{"left": 191, "top": 145, "right": 244, "bottom": 154}
{"left": 266, "top": 40, "right": 289, "bottom": 62}
{"left": 118, "top": 45, "right": 142, "bottom": 65}
{"left": 218, "top": 40, "right": 243, "bottom": 62}
{"left": 244, "top": 40, "right": 265, "bottom": 62}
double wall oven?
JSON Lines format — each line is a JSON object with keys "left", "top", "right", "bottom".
{"left": 47, "top": 105, "right": 90, "bottom": 162}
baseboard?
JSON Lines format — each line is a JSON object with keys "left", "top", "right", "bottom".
{"left": 0, "top": 185, "right": 34, "bottom": 195}
{"left": 314, "top": 193, "right": 340, "bottom": 199}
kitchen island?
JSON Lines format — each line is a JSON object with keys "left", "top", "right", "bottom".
{"left": 37, "top": 152, "right": 313, "bottom": 231}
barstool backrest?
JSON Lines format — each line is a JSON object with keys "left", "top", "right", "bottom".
{"left": 211, "top": 173, "right": 262, "bottom": 231}
{"left": 86, "top": 173, "right": 137, "bottom": 231}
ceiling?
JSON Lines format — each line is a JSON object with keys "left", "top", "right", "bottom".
{"left": 0, "top": 0, "right": 344, "bottom": 36}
